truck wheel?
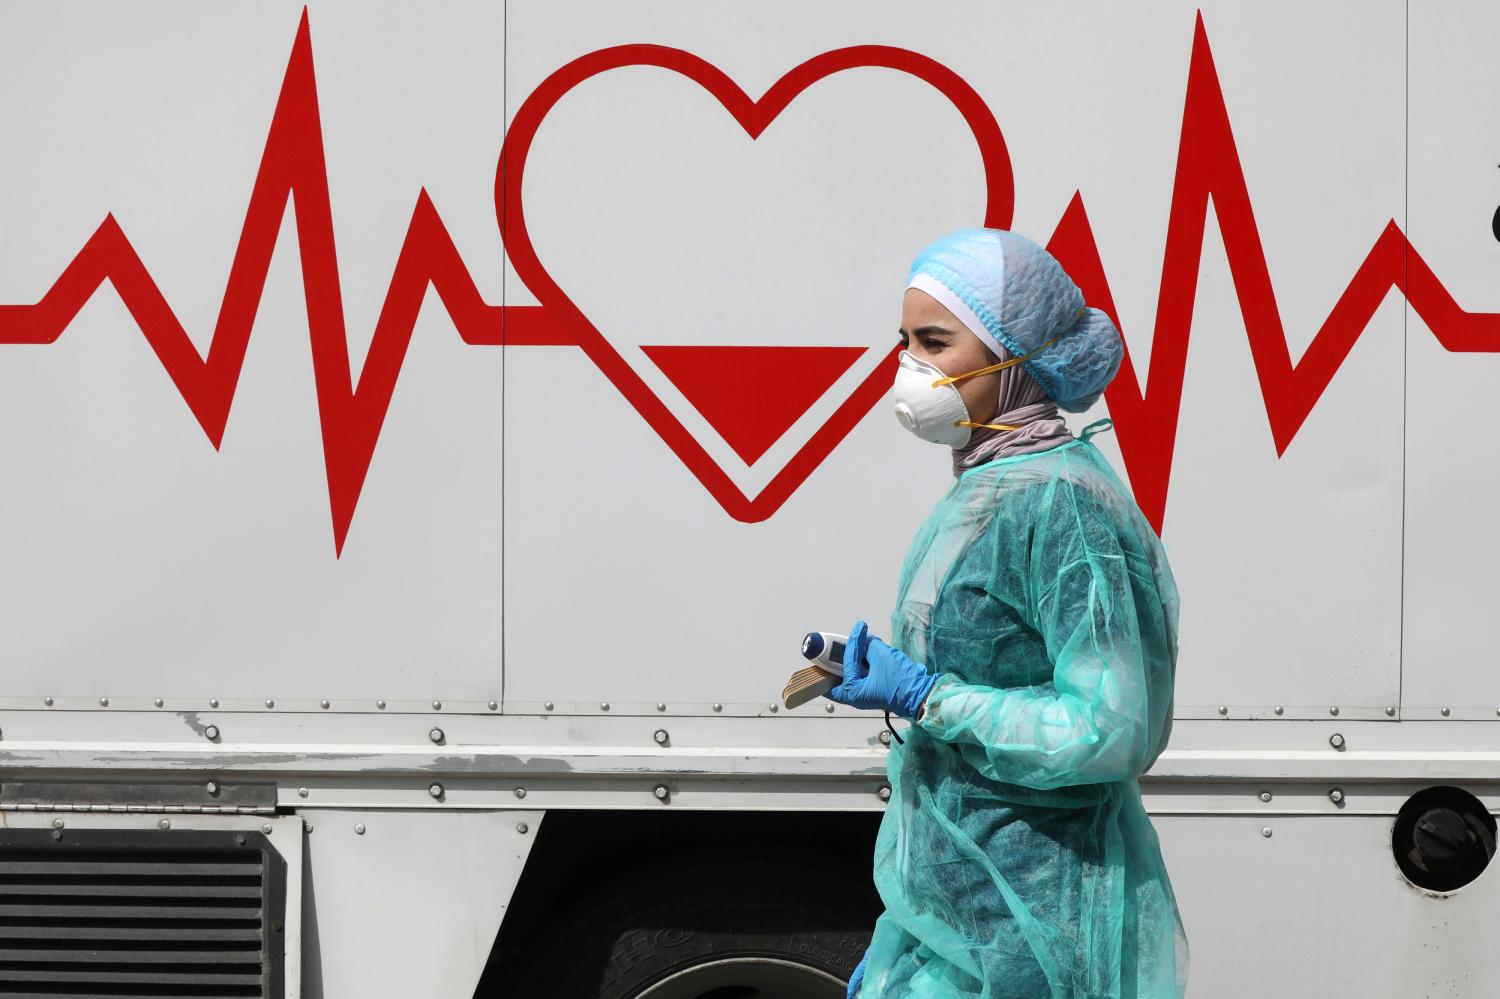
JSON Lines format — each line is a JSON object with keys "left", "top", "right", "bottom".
{"left": 506, "top": 856, "right": 875, "bottom": 998}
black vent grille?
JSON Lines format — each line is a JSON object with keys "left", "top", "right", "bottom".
{"left": 0, "top": 829, "right": 285, "bottom": 998}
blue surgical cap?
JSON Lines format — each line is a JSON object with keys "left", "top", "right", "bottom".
{"left": 905, "top": 228, "right": 1123, "bottom": 412}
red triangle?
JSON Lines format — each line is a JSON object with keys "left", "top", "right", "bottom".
{"left": 642, "top": 345, "right": 866, "bottom": 465}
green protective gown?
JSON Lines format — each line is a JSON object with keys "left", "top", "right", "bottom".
{"left": 859, "top": 433, "right": 1188, "bottom": 998}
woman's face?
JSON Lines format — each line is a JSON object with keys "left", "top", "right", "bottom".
{"left": 900, "top": 287, "right": 1002, "bottom": 425}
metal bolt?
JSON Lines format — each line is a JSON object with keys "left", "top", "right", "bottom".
{"left": 158, "top": 819, "right": 170, "bottom": 830}
{"left": 1217, "top": 705, "right": 1228, "bottom": 716}
{"left": 261, "top": 824, "right": 272, "bottom": 834}
{"left": 878, "top": 785, "right": 892, "bottom": 801}
{"left": 99, "top": 697, "right": 109, "bottom": 707}
{"left": 653, "top": 729, "right": 669, "bottom": 745}
{"left": 653, "top": 784, "right": 670, "bottom": 801}
{"left": 1274, "top": 706, "right": 1284, "bottom": 716}
{"left": 154, "top": 698, "right": 164, "bottom": 708}
{"left": 209, "top": 699, "right": 219, "bottom": 708}
{"left": 516, "top": 822, "right": 529, "bottom": 834}
{"left": 1259, "top": 791, "right": 1272, "bottom": 803}
{"left": 825, "top": 704, "right": 835, "bottom": 714}
{"left": 204, "top": 725, "right": 220, "bottom": 741}
{"left": 1329, "top": 788, "right": 1345, "bottom": 804}
{"left": 1329, "top": 733, "right": 1345, "bottom": 750}
{"left": 377, "top": 700, "right": 386, "bottom": 709}
{"left": 1386, "top": 706, "right": 1397, "bottom": 717}
{"left": 879, "top": 731, "right": 892, "bottom": 746}
{"left": 544, "top": 701, "right": 555, "bottom": 712}
{"left": 656, "top": 703, "right": 667, "bottom": 712}
{"left": 304, "top": 820, "right": 314, "bottom": 833}
{"left": 428, "top": 727, "right": 444, "bottom": 744}
{"left": 298, "top": 788, "right": 309, "bottom": 798}
{"left": 1441, "top": 707, "right": 1452, "bottom": 717}
{"left": 206, "top": 781, "right": 219, "bottom": 795}
{"left": 235, "top": 835, "right": 246, "bottom": 847}
{"left": 514, "top": 787, "right": 527, "bottom": 799}
{"left": 44, "top": 697, "right": 53, "bottom": 707}
{"left": 488, "top": 701, "right": 498, "bottom": 711}
{"left": 429, "top": 783, "right": 444, "bottom": 799}
{"left": 354, "top": 823, "right": 366, "bottom": 835}
{"left": 1329, "top": 706, "right": 1340, "bottom": 716}
{"left": 51, "top": 819, "right": 63, "bottom": 829}
{"left": 320, "top": 700, "right": 330, "bottom": 709}
{"left": 713, "top": 703, "right": 723, "bottom": 713}
{"left": 600, "top": 702, "right": 610, "bottom": 711}
{"left": 433, "top": 701, "right": 442, "bottom": 711}
{"left": 265, "top": 699, "right": 275, "bottom": 709}
{"left": 1261, "top": 827, "right": 1274, "bottom": 838}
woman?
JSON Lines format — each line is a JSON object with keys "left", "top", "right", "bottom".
{"left": 826, "top": 228, "right": 1188, "bottom": 998}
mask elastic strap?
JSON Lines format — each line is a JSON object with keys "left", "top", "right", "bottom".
{"left": 930, "top": 305, "right": 1087, "bottom": 389}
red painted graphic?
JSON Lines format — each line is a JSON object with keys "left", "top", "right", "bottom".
{"left": 1, "top": 10, "right": 1496, "bottom": 553}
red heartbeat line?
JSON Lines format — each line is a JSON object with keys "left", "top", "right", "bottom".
{"left": 2, "top": 11, "right": 1496, "bottom": 554}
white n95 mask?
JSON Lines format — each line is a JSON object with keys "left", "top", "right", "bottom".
{"left": 891, "top": 338, "right": 1061, "bottom": 447}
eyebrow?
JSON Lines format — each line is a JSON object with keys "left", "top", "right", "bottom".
{"left": 898, "top": 324, "right": 957, "bottom": 337}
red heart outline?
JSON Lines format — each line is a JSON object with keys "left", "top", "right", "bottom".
{"left": 497, "top": 44, "right": 1014, "bottom": 521}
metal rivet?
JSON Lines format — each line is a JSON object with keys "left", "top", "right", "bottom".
{"left": 204, "top": 725, "right": 220, "bottom": 741}
{"left": 154, "top": 698, "right": 164, "bottom": 708}
{"left": 1329, "top": 706, "right": 1340, "bottom": 716}
{"left": 428, "top": 727, "right": 444, "bottom": 744}
{"left": 354, "top": 823, "right": 366, "bottom": 835}
{"left": 713, "top": 703, "right": 723, "bottom": 713}
{"left": 206, "top": 781, "right": 219, "bottom": 795}
{"left": 544, "top": 702, "right": 555, "bottom": 712}
{"left": 653, "top": 729, "right": 669, "bottom": 745}
{"left": 99, "top": 698, "right": 109, "bottom": 707}
{"left": 654, "top": 784, "right": 670, "bottom": 801}
{"left": 433, "top": 701, "right": 442, "bottom": 711}
{"left": 516, "top": 822, "right": 529, "bottom": 834}
{"left": 1273, "top": 706, "right": 1284, "bottom": 715}
{"left": 600, "top": 702, "right": 610, "bottom": 711}
{"left": 488, "top": 701, "right": 498, "bottom": 711}
{"left": 514, "top": 787, "right": 527, "bottom": 799}
{"left": 825, "top": 704, "right": 835, "bottom": 714}
{"left": 1261, "top": 827, "right": 1274, "bottom": 838}
{"left": 43, "top": 697, "right": 53, "bottom": 707}
{"left": 51, "top": 819, "right": 63, "bottom": 829}
{"left": 878, "top": 786, "right": 892, "bottom": 801}
{"left": 1329, "top": 733, "right": 1345, "bottom": 749}
{"left": 1386, "top": 706, "right": 1397, "bottom": 717}
{"left": 261, "top": 823, "right": 272, "bottom": 835}
{"left": 320, "top": 700, "right": 330, "bottom": 709}
{"left": 1441, "top": 707, "right": 1452, "bottom": 717}
{"left": 656, "top": 703, "right": 667, "bottom": 712}
{"left": 235, "top": 835, "right": 246, "bottom": 847}
{"left": 265, "top": 699, "right": 274, "bottom": 709}
{"left": 303, "top": 820, "right": 314, "bottom": 833}
{"left": 298, "top": 788, "right": 309, "bottom": 798}
{"left": 879, "top": 731, "right": 892, "bottom": 746}
{"left": 377, "top": 700, "right": 386, "bottom": 709}
{"left": 159, "top": 819, "right": 170, "bottom": 830}
{"left": 1259, "top": 791, "right": 1272, "bottom": 802}
{"left": 209, "top": 699, "right": 220, "bottom": 709}
{"left": 769, "top": 704, "right": 779, "bottom": 713}
{"left": 1329, "top": 788, "right": 1345, "bottom": 804}
{"left": 429, "top": 783, "right": 444, "bottom": 798}
{"left": 1217, "top": 705, "right": 1228, "bottom": 716}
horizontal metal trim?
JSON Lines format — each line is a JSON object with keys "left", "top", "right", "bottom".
{"left": 3, "top": 741, "right": 1500, "bottom": 783}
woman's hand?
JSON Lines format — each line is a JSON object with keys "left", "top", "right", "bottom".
{"left": 823, "top": 620, "right": 939, "bottom": 720}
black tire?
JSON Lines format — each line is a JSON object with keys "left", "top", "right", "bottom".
{"left": 507, "top": 855, "right": 876, "bottom": 998}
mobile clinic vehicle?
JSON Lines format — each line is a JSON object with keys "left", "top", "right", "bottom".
{"left": 2, "top": 2, "right": 1499, "bottom": 996}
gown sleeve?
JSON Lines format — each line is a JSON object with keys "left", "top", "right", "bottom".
{"left": 914, "top": 476, "right": 1158, "bottom": 789}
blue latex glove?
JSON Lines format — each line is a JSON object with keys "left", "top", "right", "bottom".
{"left": 847, "top": 952, "right": 868, "bottom": 998}
{"left": 823, "top": 620, "right": 938, "bottom": 719}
